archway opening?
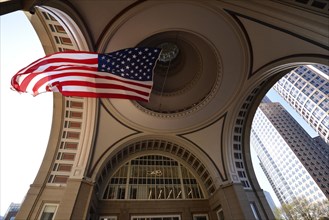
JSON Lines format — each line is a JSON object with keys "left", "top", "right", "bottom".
{"left": 92, "top": 139, "right": 221, "bottom": 219}
{"left": 94, "top": 139, "right": 219, "bottom": 199}
{"left": 102, "top": 154, "right": 205, "bottom": 200}
{"left": 250, "top": 63, "right": 329, "bottom": 217}
{"left": 0, "top": 10, "right": 53, "bottom": 216}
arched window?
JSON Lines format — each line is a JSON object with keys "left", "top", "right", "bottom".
{"left": 102, "top": 155, "right": 205, "bottom": 200}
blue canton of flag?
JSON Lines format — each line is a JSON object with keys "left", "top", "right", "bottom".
{"left": 98, "top": 47, "right": 161, "bottom": 81}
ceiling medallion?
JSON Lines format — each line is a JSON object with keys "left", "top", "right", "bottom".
{"left": 157, "top": 42, "right": 179, "bottom": 63}
{"left": 133, "top": 31, "right": 222, "bottom": 118}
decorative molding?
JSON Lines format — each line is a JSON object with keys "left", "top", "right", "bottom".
{"left": 224, "top": 9, "right": 329, "bottom": 51}
{"left": 36, "top": 6, "right": 95, "bottom": 186}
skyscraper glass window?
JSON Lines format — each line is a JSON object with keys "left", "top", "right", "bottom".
{"left": 251, "top": 99, "right": 328, "bottom": 205}
{"left": 273, "top": 65, "right": 329, "bottom": 144}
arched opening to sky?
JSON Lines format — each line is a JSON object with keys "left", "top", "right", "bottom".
{"left": 250, "top": 64, "right": 328, "bottom": 213}
{"left": 0, "top": 11, "right": 53, "bottom": 216}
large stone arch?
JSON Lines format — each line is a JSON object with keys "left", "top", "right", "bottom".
{"left": 10, "top": 0, "right": 328, "bottom": 219}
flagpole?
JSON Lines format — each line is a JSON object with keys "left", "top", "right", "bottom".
{"left": 158, "top": 56, "right": 172, "bottom": 112}
{"left": 158, "top": 33, "right": 178, "bottom": 112}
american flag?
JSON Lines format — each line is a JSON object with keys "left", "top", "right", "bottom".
{"left": 11, "top": 48, "right": 162, "bottom": 102}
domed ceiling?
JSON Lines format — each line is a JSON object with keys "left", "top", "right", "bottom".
{"left": 99, "top": 1, "right": 249, "bottom": 132}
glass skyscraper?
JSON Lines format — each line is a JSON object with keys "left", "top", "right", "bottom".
{"left": 3, "top": 203, "right": 20, "bottom": 220}
{"left": 251, "top": 99, "right": 328, "bottom": 205}
{"left": 273, "top": 64, "right": 329, "bottom": 144}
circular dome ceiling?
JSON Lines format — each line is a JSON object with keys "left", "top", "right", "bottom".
{"left": 99, "top": 1, "right": 247, "bottom": 131}
{"left": 135, "top": 31, "right": 221, "bottom": 114}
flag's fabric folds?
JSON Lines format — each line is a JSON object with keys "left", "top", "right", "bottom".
{"left": 11, "top": 48, "right": 161, "bottom": 102}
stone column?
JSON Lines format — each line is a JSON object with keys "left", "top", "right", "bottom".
{"left": 55, "top": 178, "right": 94, "bottom": 220}
{"left": 209, "top": 183, "right": 255, "bottom": 220}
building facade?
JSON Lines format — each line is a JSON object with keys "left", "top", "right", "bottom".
{"left": 273, "top": 65, "right": 329, "bottom": 144}
{"left": 1, "top": 0, "right": 329, "bottom": 219}
{"left": 251, "top": 100, "right": 328, "bottom": 205}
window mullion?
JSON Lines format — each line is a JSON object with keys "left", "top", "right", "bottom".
{"left": 125, "top": 161, "right": 131, "bottom": 199}
{"left": 178, "top": 163, "right": 186, "bottom": 199}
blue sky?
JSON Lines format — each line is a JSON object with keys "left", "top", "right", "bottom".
{"left": 0, "top": 10, "right": 319, "bottom": 216}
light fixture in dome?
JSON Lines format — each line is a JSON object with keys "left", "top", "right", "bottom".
{"left": 158, "top": 42, "right": 179, "bottom": 63}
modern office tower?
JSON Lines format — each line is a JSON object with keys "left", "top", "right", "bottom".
{"left": 273, "top": 64, "right": 329, "bottom": 144}
{"left": 313, "top": 136, "right": 329, "bottom": 157}
{"left": 251, "top": 99, "right": 329, "bottom": 205}
{"left": 2, "top": 0, "right": 328, "bottom": 219}
{"left": 3, "top": 203, "right": 20, "bottom": 220}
